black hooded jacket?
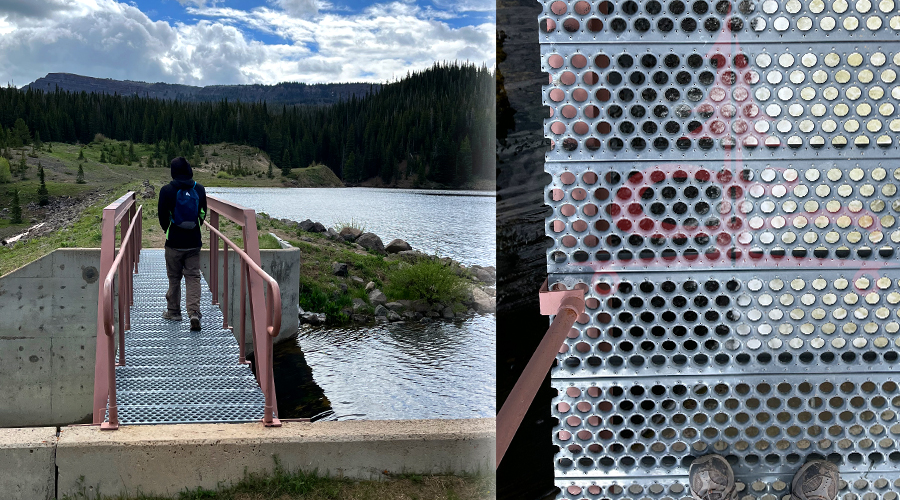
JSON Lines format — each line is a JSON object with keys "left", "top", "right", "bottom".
{"left": 158, "top": 158, "right": 207, "bottom": 249}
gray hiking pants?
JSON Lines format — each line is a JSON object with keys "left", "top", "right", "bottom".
{"left": 165, "top": 246, "right": 202, "bottom": 318}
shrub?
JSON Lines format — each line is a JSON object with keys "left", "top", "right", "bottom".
{"left": 333, "top": 218, "right": 366, "bottom": 234}
{"left": 216, "top": 170, "right": 232, "bottom": 179}
{"left": 0, "top": 157, "right": 10, "bottom": 183}
{"left": 93, "top": 133, "right": 107, "bottom": 143}
{"left": 384, "top": 259, "right": 467, "bottom": 303}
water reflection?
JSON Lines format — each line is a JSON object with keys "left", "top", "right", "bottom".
{"left": 280, "top": 314, "right": 496, "bottom": 421}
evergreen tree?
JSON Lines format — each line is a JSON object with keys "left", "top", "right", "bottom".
{"left": 344, "top": 151, "right": 359, "bottom": 183}
{"left": 267, "top": 159, "right": 274, "bottom": 179}
{"left": 281, "top": 149, "right": 291, "bottom": 176}
{"left": 12, "top": 118, "right": 29, "bottom": 147}
{"left": 100, "top": 150, "right": 106, "bottom": 163}
{"left": 76, "top": 164, "right": 85, "bottom": 184}
{"left": 33, "top": 131, "right": 42, "bottom": 150}
{"left": 47, "top": 142, "right": 52, "bottom": 153}
{"left": 0, "top": 157, "right": 10, "bottom": 183}
{"left": 10, "top": 189, "right": 22, "bottom": 224}
{"left": 457, "top": 136, "right": 473, "bottom": 186}
{"left": 78, "top": 148, "right": 85, "bottom": 160}
{"left": 37, "top": 162, "right": 49, "bottom": 206}
{"left": 128, "top": 141, "right": 137, "bottom": 163}
{"left": 18, "top": 150, "right": 26, "bottom": 177}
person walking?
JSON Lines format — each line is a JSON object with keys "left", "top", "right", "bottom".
{"left": 157, "top": 157, "right": 207, "bottom": 331}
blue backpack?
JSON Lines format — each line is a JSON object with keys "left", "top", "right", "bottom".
{"left": 171, "top": 181, "right": 200, "bottom": 229}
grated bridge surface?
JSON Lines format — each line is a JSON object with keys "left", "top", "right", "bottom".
{"left": 108, "top": 249, "right": 264, "bottom": 425}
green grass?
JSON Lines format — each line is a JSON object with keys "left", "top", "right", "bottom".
{"left": 284, "top": 163, "right": 344, "bottom": 187}
{"left": 62, "top": 458, "right": 494, "bottom": 499}
{"left": 257, "top": 233, "right": 282, "bottom": 249}
{"left": 332, "top": 218, "right": 366, "bottom": 234}
{"left": 384, "top": 258, "right": 468, "bottom": 303}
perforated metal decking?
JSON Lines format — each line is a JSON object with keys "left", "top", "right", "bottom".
{"left": 541, "top": 0, "right": 900, "bottom": 498}
{"left": 109, "top": 249, "right": 265, "bottom": 424}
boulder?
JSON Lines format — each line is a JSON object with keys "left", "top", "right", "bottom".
{"left": 300, "top": 312, "right": 326, "bottom": 325}
{"left": 442, "top": 307, "right": 455, "bottom": 319}
{"left": 410, "top": 300, "right": 431, "bottom": 313}
{"left": 471, "top": 287, "right": 495, "bottom": 313}
{"left": 385, "top": 302, "right": 405, "bottom": 311}
{"left": 385, "top": 238, "right": 412, "bottom": 253}
{"left": 298, "top": 219, "right": 315, "bottom": 232}
{"left": 396, "top": 250, "right": 427, "bottom": 262}
{"left": 403, "top": 311, "right": 418, "bottom": 320}
{"left": 471, "top": 266, "right": 494, "bottom": 283}
{"left": 352, "top": 298, "right": 367, "bottom": 312}
{"left": 420, "top": 317, "right": 433, "bottom": 324}
{"left": 427, "top": 311, "right": 441, "bottom": 318}
{"left": 352, "top": 314, "right": 368, "bottom": 323}
{"left": 326, "top": 228, "right": 341, "bottom": 240}
{"left": 387, "top": 311, "right": 402, "bottom": 322}
{"left": 139, "top": 180, "right": 155, "bottom": 199}
{"left": 332, "top": 262, "right": 348, "bottom": 277}
{"left": 484, "top": 287, "right": 496, "bottom": 297}
{"left": 339, "top": 227, "right": 362, "bottom": 241}
{"left": 365, "top": 281, "right": 376, "bottom": 292}
{"left": 374, "top": 304, "right": 389, "bottom": 316}
{"left": 369, "top": 289, "right": 387, "bottom": 306}
{"left": 310, "top": 221, "right": 327, "bottom": 233}
{"left": 351, "top": 276, "right": 365, "bottom": 284}
{"left": 356, "top": 232, "right": 385, "bottom": 254}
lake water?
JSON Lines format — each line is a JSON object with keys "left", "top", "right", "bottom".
{"left": 207, "top": 187, "right": 496, "bottom": 420}
{"left": 206, "top": 187, "right": 495, "bottom": 267}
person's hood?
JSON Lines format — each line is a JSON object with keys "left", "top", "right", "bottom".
{"left": 170, "top": 157, "right": 193, "bottom": 182}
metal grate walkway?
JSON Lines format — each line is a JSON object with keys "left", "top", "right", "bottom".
{"left": 108, "top": 249, "right": 265, "bottom": 425}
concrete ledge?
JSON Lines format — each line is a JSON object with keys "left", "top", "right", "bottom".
{"left": 0, "top": 427, "right": 57, "bottom": 500}
{"left": 57, "top": 418, "right": 495, "bottom": 498}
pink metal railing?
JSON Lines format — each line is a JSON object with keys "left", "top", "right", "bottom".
{"left": 496, "top": 280, "right": 585, "bottom": 467}
{"left": 206, "top": 196, "right": 282, "bottom": 427}
{"left": 92, "top": 192, "right": 142, "bottom": 430}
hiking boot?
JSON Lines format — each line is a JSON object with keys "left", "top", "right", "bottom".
{"left": 190, "top": 313, "right": 201, "bottom": 331}
{"left": 791, "top": 460, "right": 840, "bottom": 500}
{"left": 690, "top": 454, "right": 737, "bottom": 500}
{"left": 162, "top": 310, "right": 182, "bottom": 321}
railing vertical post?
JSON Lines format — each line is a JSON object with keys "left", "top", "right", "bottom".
{"left": 210, "top": 211, "right": 219, "bottom": 305}
{"left": 239, "top": 261, "right": 247, "bottom": 364}
{"left": 240, "top": 209, "right": 279, "bottom": 425}
{"left": 223, "top": 242, "right": 229, "bottom": 329}
{"left": 92, "top": 210, "right": 118, "bottom": 424}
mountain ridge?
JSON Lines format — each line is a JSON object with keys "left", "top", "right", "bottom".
{"left": 23, "top": 73, "right": 377, "bottom": 106}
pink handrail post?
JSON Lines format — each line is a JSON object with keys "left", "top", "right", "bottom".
{"left": 93, "top": 192, "right": 140, "bottom": 430}
{"left": 204, "top": 195, "right": 281, "bottom": 427}
{"left": 495, "top": 281, "right": 586, "bottom": 468}
{"left": 239, "top": 261, "right": 248, "bottom": 364}
{"left": 223, "top": 243, "right": 229, "bottom": 329}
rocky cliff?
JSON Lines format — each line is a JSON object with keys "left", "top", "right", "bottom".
{"left": 24, "top": 73, "right": 377, "bottom": 106}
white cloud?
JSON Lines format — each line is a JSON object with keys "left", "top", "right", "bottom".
{"left": 269, "top": 0, "right": 319, "bottom": 16}
{"left": 0, "top": 0, "right": 494, "bottom": 87}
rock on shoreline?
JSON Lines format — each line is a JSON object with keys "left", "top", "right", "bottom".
{"left": 284, "top": 216, "right": 496, "bottom": 325}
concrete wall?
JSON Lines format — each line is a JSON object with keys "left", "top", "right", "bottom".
{"left": 0, "top": 249, "right": 100, "bottom": 427}
{"left": 59, "top": 419, "right": 492, "bottom": 499}
{"left": 200, "top": 248, "right": 301, "bottom": 352}
{"left": 0, "top": 427, "right": 57, "bottom": 500}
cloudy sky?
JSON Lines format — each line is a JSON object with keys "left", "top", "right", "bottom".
{"left": 0, "top": 0, "right": 494, "bottom": 88}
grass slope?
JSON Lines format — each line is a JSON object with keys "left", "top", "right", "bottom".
{"left": 0, "top": 140, "right": 344, "bottom": 241}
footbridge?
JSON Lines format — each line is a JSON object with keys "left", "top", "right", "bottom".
{"left": 92, "top": 192, "right": 282, "bottom": 429}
